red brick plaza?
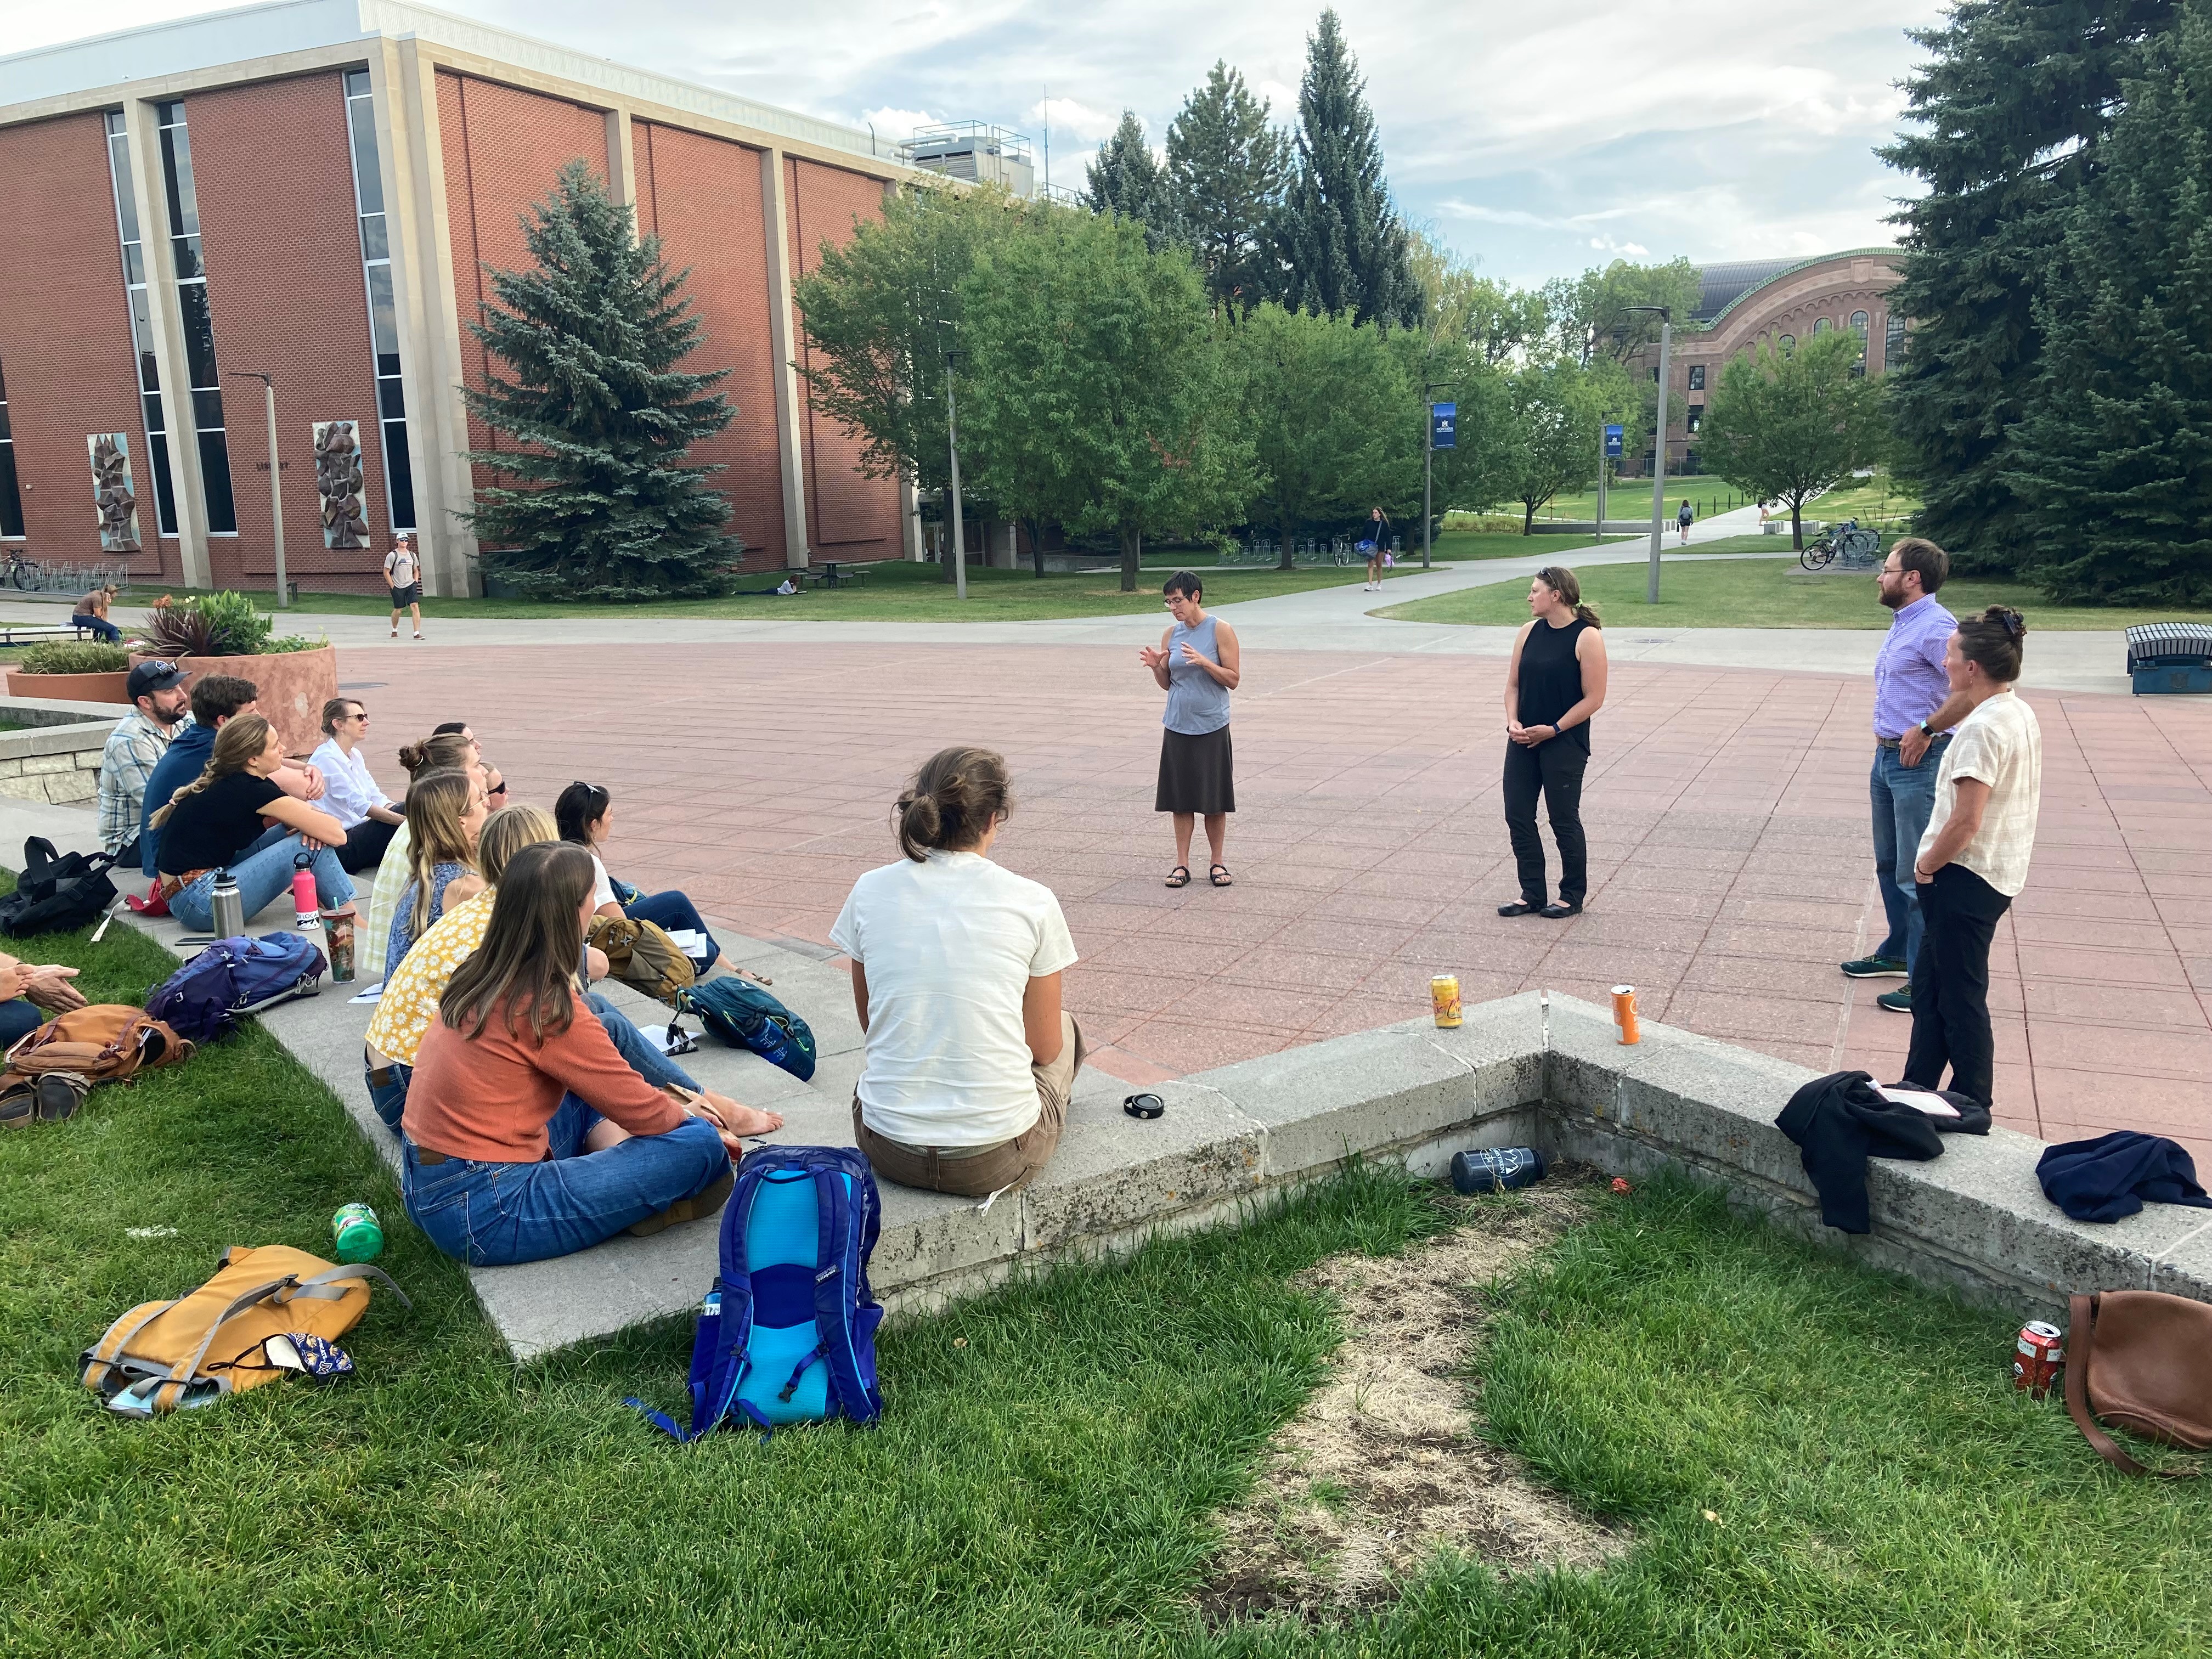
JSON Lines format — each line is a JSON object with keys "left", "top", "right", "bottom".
{"left": 369, "top": 641, "right": 2212, "bottom": 1162}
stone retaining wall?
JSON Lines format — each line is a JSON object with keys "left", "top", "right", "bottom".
{"left": 0, "top": 697, "right": 123, "bottom": 806}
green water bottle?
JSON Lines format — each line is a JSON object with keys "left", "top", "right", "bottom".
{"left": 331, "top": 1202, "right": 384, "bottom": 1264}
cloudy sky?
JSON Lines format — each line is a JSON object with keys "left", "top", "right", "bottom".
{"left": 4, "top": 0, "right": 1943, "bottom": 288}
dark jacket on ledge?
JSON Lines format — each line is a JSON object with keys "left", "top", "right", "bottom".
{"left": 1776, "top": 1070, "right": 1991, "bottom": 1234}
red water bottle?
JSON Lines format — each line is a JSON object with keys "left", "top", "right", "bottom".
{"left": 291, "top": 865, "right": 319, "bottom": 924}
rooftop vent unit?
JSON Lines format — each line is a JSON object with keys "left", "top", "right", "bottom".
{"left": 902, "top": 122, "right": 1036, "bottom": 198}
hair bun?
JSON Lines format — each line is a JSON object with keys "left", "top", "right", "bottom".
{"left": 1988, "top": 606, "right": 2026, "bottom": 640}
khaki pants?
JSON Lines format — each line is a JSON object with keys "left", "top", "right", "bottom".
{"left": 854, "top": 1014, "right": 1084, "bottom": 1198}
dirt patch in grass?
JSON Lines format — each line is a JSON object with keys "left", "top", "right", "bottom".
{"left": 1202, "top": 1178, "right": 1626, "bottom": 1622}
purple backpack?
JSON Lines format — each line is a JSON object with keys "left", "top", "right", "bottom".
{"left": 144, "top": 933, "right": 327, "bottom": 1043}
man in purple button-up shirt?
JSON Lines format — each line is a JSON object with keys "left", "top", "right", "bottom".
{"left": 1845, "top": 538, "right": 1957, "bottom": 1008}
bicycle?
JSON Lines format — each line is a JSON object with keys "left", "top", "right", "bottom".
{"left": 4, "top": 551, "right": 41, "bottom": 590}
{"left": 1799, "top": 520, "right": 1881, "bottom": 572}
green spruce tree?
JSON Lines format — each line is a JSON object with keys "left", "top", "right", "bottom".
{"left": 2005, "top": 0, "right": 2212, "bottom": 604}
{"left": 1165, "top": 61, "right": 1289, "bottom": 317}
{"left": 1881, "top": 0, "right": 2176, "bottom": 573}
{"left": 1085, "top": 111, "right": 1181, "bottom": 252}
{"left": 462, "top": 161, "right": 738, "bottom": 599}
{"left": 1272, "top": 9, "right": 1419, "bottom": 327}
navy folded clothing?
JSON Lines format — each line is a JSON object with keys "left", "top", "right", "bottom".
{"left": 2037, "top": 1131, "right": 2212, "bottom": 1224}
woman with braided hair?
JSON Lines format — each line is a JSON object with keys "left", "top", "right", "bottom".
{"left": 1903, "top": 607, "right": 2041, "bottom": 1109}
{"left": 361, "top": 729, "right": 485, "bottom": 981}
{"left": 830, "top": 746, "right": 1084, "bottom": 1198}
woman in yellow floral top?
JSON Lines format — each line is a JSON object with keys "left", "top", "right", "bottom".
{"left": 362, "top": 804, "right": 712, "bottom": 1133}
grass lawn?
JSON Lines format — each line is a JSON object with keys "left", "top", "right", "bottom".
{"left": 1521, "top": 474, "right": 1747, "bottom": 526}
{"left": 3, "top": 885, "right": 2205, "bottom": 1654}
{"left": 114, "top": 536, "right": 1624, "bottom": 626}
{"left": 1378, "top": 556, "right": 2212, "bottom": 630}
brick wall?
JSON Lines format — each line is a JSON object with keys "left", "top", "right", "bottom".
{"left": 186, "top": 74, "right": 394, "bottom": 594}
{"left": 634, "top": 121, "right": 787, "bottom": 571}
{"left": 438, "top": 72, "right": 608, "bottom": 492}
{"left": 787, "top": 157, "right": 901, "bottom": 557}
{"left": 0, "top": 112, "right": 183, "bottom": 584}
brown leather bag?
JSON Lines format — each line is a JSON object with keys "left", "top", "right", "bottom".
{"left": 586, "top": 915, "right": 696, "bottom": 1007}
{"left": 2065, "top": 1291, "right": 2212, "bottom": 1476}
{"left": 1, "top": 1004, "right": 194, "bottom": 1089}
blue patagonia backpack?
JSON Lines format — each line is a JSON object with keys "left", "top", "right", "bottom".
{"left": 628, "top": 1146, "right": 884, "bottom": 1440}
{"left": 144, "top": 933, "right": 326, "bottom": 1043}
{"left": 677, "top": 976, "right": 817, "bottom": 1081}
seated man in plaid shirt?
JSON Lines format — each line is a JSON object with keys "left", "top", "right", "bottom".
{"left": 96, "top": 661, "right": 190, "bottom": 863}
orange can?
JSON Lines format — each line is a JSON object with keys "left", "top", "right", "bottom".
{"left": 1430, "top": 974, "right": 1463, "bottom": 1028}
{"left": 1611, "top": 985, "right": 1640, "bottom": 1045}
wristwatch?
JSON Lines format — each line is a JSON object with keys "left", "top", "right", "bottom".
{"left": 1917, "top": 719, "right": 1936, "bottom": 736}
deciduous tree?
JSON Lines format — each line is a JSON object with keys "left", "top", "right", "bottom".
{"left": 1701, "top": 329, "right": 1891, "bottom": 548}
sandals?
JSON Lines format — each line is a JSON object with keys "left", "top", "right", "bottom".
{"left": 1165, "top": 866, "right": 1191, "bottom": 888}
{"left": 1209, "top": 865, "right": 1233, "bottom": 888}
{"left": 0, "top": 1073, "right": 91, "bottom": 1129}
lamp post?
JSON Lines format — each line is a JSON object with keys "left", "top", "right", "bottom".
{"left": 237, "top": 373, "right": 287, "bottom": 608}
{"left": 944, "top": 348, "right": 967, "bottom": 602}
{"left": 1625, "top": 306, "right": 1672, "bottom": 604}
{"left": 1423, "top": 379, "right": 1457, "bottom": 571}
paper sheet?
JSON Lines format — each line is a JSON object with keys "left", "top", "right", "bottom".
{"left": 348, "top": 981, "right": 385, "bottom": 1005}
{"left": 1877, "top": 1084, "right": 1959, "bottom": 1118}
{"left": 664, "top": 929, "right": 707, "bottom": 953}
{"left": 637, "top": 1024, "right": 696, "bottom": 1057}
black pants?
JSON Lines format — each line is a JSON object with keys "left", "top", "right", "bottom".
{"left": 339, "top": 818, "right": 400, "bottom": 874}
{"left": 1503, "top": 738, "right": 1589, "bottom": 906}
{"left": 1903, "top": 862, "right": 2012, "bottom": 1107}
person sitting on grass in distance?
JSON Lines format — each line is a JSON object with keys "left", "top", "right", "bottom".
{"left": 150, "top": 715, "right": 358, "bottom": 934}
{"left": 384, "top": 769, "right": 488, "bottom": 977}
{"left": 363, "top": 805, "right": 709, "bottom": 1135}
{"left": 831, "top": 746, "right": 1083, "bottom": 1200}
{"left": 399, "top": 841, "right": 784, "bottom": 1267}
{"left": 362, "top": 730, "right": 483, "bottom": 983}
{"left": 140, "top": 674, "right": 329, "bottom": 881}
{"left": 0, "top": 947, "right": 88, "bottom": 1049}
{"left": 556, "top": 781, "right": 750, "bottom": 980}
{"left": 309, "top": 698, "right": 407, "bottom": 873}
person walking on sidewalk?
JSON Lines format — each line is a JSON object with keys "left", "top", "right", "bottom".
{"left": 1498, "top": 566, "right": 1607, "bottom": 919}
{"left": 1842, "top": 538, "right": 1958, "bottom": 1013}
{"left": 384, "top": 532, "right": 424, "bottom": 640}
{"left": 1902, "top": 608, "right": 2040, "bottom": 1109}
{"left": 1677, "top": 499, "right": 1694, "bottom": 544}
{"left": 1141, "top": 570, "right": 1240, "bottom": 889}
{"left": 1363, "top": 506, "right": 1391, "bottom": 592}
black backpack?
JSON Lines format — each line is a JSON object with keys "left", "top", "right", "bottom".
{"left": 0, "top": 838, "right": 120, "bottom": 938}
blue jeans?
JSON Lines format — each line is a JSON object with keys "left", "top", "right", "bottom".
{"left": 1869, "top": 736, "right": 1949, "bottom": 968}
{"left": 624, "top": 889, "right": 720, "bottom": 966}
{"left": 365, "top": 995, "right": 697, "bottom": 1138}
{"left": 170, "top": 833, "right": 355, "bottom": 934}
{"left": 0, "top": 998, "right": 45, "bottom": 1049}
{"left": 73, "top": 615, "right": 122, "bottom": 644}
{"left": 400, "top": 1102, "right": 728, "bottom": 1267}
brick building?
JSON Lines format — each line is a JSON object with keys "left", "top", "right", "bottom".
{"left": 0, "top": 0, "right": 919, "bottom": 595}
{"left": 1623, "top": 248, "right": 1905, "bottom": 477}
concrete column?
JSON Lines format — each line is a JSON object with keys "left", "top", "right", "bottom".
{"left": 123, "top": 97, "right": 213, "bottom": 588}
{"left": 390, "top": 38, "right": 481, "bottom": 596}
{"left": 606, "top": 107, "right": 639, "bottom": 210}
{"left": 760, "top": 146, "right": 810, "bottom": 569}
{"left": 902, "top": 473, "right": 923, "bottom": 561}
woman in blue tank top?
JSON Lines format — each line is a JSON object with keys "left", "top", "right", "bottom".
{"left": 1139, "top": 570, "right": 1242, "bottom": 887}
{"left": 1499, "top": 565, "right": 1609, "bottom": 918}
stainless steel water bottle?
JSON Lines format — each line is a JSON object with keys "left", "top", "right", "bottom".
{"left": 209, "top": 871, "right": 246, "bottom": 938}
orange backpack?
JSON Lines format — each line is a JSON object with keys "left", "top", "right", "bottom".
{"left": 3, "top": 1003, "right": 193, "bottom": 1087}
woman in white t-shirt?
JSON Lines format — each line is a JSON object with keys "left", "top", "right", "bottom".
{"left": 1905, "top": 607, "right": 2040, "bottom": 1109}
{"left": 831, "top": 747, "right": 1083, "bottom": 1198}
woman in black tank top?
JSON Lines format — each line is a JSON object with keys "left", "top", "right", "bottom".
{"left": 1499, "top": 566, "right": 1610, "bottom": 918}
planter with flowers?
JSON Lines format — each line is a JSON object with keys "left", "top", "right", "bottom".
{"left": 129, "top": 592, "right": 337, "bottom": 756}
{"left": 4, "top": 640, "right": 137, "bottom": 704}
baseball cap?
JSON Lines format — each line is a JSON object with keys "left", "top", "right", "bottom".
{"left": 126, "top": 659, "right": 189, "bottom": 699}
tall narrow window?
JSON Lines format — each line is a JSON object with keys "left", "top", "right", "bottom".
{"left": 1687, "top": 364, "right": 1706, "bottom": 392}
{"left": 154, "top": 101, "right": 236, "bottom": 534}
{"left": 344, "top": 70, "right": 415, "bottom": 530}
{"left": 104, "top": 110, "right": 179, "bottom": 536}
{"left": 1849, "top": 310, "right": 1869, "bottom": 333}
{"left": 0, "top": 358, "right": 23, "bottom": 539}
{"left": 1812, "top": 316, "right": 1833, "bottom": 334}
{"left": 1884, "top": 313, "right": 1906, "bottom": 366}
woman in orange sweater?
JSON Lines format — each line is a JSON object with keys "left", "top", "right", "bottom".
{"left": 400, "top": 840, "right": 783, "bottom": 1266}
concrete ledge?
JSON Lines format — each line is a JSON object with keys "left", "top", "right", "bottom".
{"left": 5, "top": 797, "right": 2204, "bottom": 1362}
{"left": 0, "top": 702, "right": 116, "bottom": 806}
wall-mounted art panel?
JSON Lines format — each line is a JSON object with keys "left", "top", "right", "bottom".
{"left": 87, "top": 432, "right": 140, "bottom": 553}
{"left": 313, "top": 420, "right": 370, "bottom": 549}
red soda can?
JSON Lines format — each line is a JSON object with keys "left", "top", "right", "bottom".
{"left": 2013, "top": 1320, "right": 2064, "bottom": 1398}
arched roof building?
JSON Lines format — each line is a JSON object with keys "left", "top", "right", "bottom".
{"left": 1622, "top": 247, "right": 1904, "bottom": 477}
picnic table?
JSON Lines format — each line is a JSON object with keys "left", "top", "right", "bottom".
{"left": 804, "top": 562, "right": 870, "bottom": 589}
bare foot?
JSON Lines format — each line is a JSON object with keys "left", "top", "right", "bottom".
{"left": 719, "top": 1103, "right": 784, "bottom": 1137}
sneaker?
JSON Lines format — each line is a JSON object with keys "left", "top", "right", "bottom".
{"left": 1841, "top": 955, "right": 1909, "bottom": 979}
{"left": 1876, "top": 988, "right": 1913, "bottom": 1014}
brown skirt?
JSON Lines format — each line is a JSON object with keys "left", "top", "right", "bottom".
{"left": 1156, "top": 725, "right": 1235, "bottom": 815}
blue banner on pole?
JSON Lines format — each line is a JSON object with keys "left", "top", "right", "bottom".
{"left": 1430, "top": 402, "right": 1457, "bottom": 449}
{"left": 1604, "top": 424, "right": 1624, "bottom": 459}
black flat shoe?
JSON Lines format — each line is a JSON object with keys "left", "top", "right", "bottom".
{"left": 1497, "top": 900, "right": 1538, "bottom": 917}
{"left": 1539, "top": 901, "right": 1583, "bottom": 919}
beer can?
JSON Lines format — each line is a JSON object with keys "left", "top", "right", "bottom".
{"left": 2013, "top": 1320, "right": 2064, "bottom": 1399}
{"left": 1611, "top": 984, "right": 1640, "bottom": 1045}
{"left": 1430, "top": 975, "right": 1463, "bottom": 1028}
